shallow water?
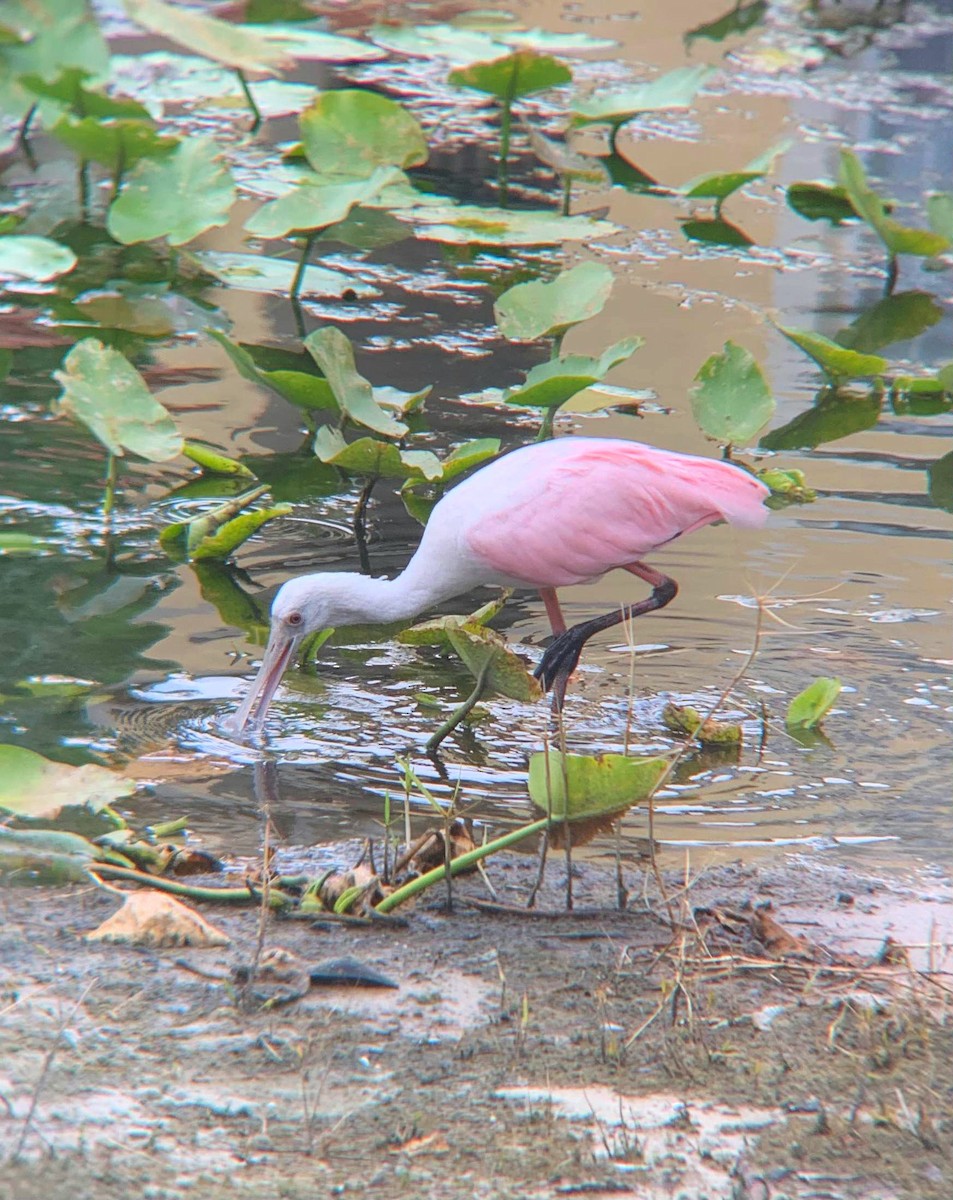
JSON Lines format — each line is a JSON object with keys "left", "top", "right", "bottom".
{"left": 1, "top": 0, "right": 950, "bottom": 881}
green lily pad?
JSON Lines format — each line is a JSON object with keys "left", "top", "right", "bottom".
{"left": 0, "top": 826, "right": 100, "bottom": 886}
{"left": 53, "top": 339, "right": 183, "bottom": 461}
{"left": 778, "top": 326, "right": 887, "bottom": 383}
{"left": 0, "top": 235, "right": 77, "bottom": 282}
{"left": 494, "top": 262, "right": 614, "bottom": 341}
{"left": 759, "top": 468, "right": 816, "bottom": 504}
{"left": 446, "top": 625, "right": 541, "bottom": 702}
{"left": 690, "top": 341, "right": 775, "bottom": 444}
{"left": 190, "top": 250, "right": 376, "bottom": 298}
{"left": 835, "top": 291, "right": 942, "bottom": 355}
{"left": 51, "top": 114, "right": 179, "bottom": 170}
{"left": 160, "top": 486, "right": 291, "bottom": 561}
{"left": 244, "top": 165, "right": 404, "bottom": 238}
{"left": 760, "top": 389, "right": 882, "bottom": 451}
{"left": 123, "top": 0, "right": 291, "bottom": 72}
{"left": 926, "top": 192, "right": 953, "bottom": 243}
{"left": 786, "top": 181, "right": 859, "bottom": 225}
{"left": 1, "top": 0, "right": 109, "bottom": 108}
{"left": 304, "top": 327, "right": 410, "bottom": 437}
{"left": 448, "top": 50, "right": 572, "bottom": 101}
{"left": 107, "top": 137, "right": 236, "bottom": 247}
{"left": 0, "top": 744, "right": 135, "bottom": 822}
{"left": 786, "top": 677, "right": 842, "bottom": 730}
{"left": 678, "top": 141, "right": 788, "bottom": 206}
{"left": 662, "top": 703, "right": 742, "bottom": 746}
{"left": 500, "top": 29, "right": 617, "bottom": 54}
{"left": 679, "top": 217, "right": 754, "bottom": 247}
{"left": 0, "top": 533, "right": 57, "bottom": 555}
{"left": 398, "top": 203, "right": 618, "bottom": 245}
{"left": 528, "top": 750, "right": 668, "bottom": 819}
{"left": 314, "top": 428, "right": 442, "bottom": 481}
{"left": 20, "top": 67, "right": 152, "bottom": 119}
{"left": 182, "top": 440, "right": 257, "bottom": 478}
{"left": 503, "top": 337, "right": 642, "bottom": 409}
{"left": 571, "top": 65, "right": 714, "bottom": 125}
{"left": 299, "top": 89, "right": 428, "bottom": 178}
{"left": 928, "top": 450, "right": 953, "bottom": 513}
{"left": 684, "top": 0, "right": 767, "bottom": 45}
{"left": 839, "top": 150, "right": 950, "bottom": 259}
{"left": 367, "top": 22, "right": 504, "bottom": 66}
{"left": 244, "top": 23, "right": 385, "bottom": 62}
{"left": 397, "top": 593, "right": 508, "bottom": 647}
{"left": 400, "top": 438, "right": 500, "bottom": 523}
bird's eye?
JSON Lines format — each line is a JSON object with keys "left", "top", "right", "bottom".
{"left": 287, "top": 611, "right": 303, "bottom": 627}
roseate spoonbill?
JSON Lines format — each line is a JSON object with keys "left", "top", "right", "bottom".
{"left": 229, "top": 437, "right": 769, "bottom": 731}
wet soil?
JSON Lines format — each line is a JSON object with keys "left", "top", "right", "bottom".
{"left": 2, "top": 852, "right": 951, "bottom": 1200}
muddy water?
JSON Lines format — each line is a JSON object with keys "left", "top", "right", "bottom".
{"left": 2, "top": 3, "right": 951, "bottom": 878}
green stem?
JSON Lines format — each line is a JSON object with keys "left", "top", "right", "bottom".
{"left": 537, "top": 407, "right": 556, "bottom": 441}
{"left": 498, "top": 99, "right": 512, "bottom": 206}
{"left": 18, "top": 103, "right": 38, "bottom": 168}
{"left": 425, "top": 657, "right": 492, "bottom": 755}
{"left": 79, "top": 161, "right": 91, "bottom": 221}
{"left": 102, "top": 452, "right": 118, "bottom": 520}
{"left": 89, "top": 864, "right": 297, "bottom": 908}
{"left": 561, "top": 174, "right": 572, "bottom": 217}
{"left": 885, "top": 253, "right": 898, "bottom": 296}
{"left": 290, "top": 233, "right": 316, "bottom": 301}
{"left": 236, "top": 69, "right": 262, "bottom": 132}
{"left": 375, "top": 817, "right": 551, "bottom": 914}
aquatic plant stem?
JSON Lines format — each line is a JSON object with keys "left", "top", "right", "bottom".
{"left": 290, "top": 233, "right": 317, "bottom": 301}
{"left": 236, "top": 69, "right": 262, "bottom": 132}
{"left": 353, "top": 476, "right": 376, "bottom": 574}
{"left": 375, "top": 816, "right": 551, "bottom": 914}
{"left": 425, "top": 657, "right": 492, "bottom": 755}
{"left": 561, "top": 175, "right": 572, "bottom": 217}
{"left": 102, "top": 453, "right": 118, "bottom": 522}
{"left": 17, "top": 104, "right": 38, "bottom": 169}
{"left": 78, "top": 161, "right": 91, "bottom": 222}
{"left": 498, "top": 99, "right": 512, "bottom": 205}
{"left": 89, "top": 864, "right": 299, "bottom": 907}
{"left": 885, "top": 253, "right": 898, "bottom": 296}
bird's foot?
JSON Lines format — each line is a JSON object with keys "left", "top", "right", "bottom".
{"left": 534, "top": 631, "right": 586, "bottom": 708}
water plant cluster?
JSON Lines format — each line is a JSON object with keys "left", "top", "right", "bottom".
{"left": 0, "top": 0, "right": 950, "bottom": 888}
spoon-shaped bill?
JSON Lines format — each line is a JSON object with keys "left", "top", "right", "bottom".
{"left": 226, "top": 631, "right": 297, "bottom": 733}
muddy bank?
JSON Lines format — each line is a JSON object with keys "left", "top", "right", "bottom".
{"left": 2, "top": 853, "right": 951, "bottom": 1200}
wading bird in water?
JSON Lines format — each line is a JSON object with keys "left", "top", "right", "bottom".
{"left": 229, "top": 437, "right": 769, "bottom": 732}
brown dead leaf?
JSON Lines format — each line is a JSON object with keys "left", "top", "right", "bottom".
{"left": 389, "top": 1131, "right": 450, "bottom": 1157}
{"left": 86, "top": 891, "right": 230, "bottom": 948}
{"left": 748, "top": 909, "right": 817, "bottom": 960}
{"left": 397, "top": 819, "right": 476, "bottom": 876}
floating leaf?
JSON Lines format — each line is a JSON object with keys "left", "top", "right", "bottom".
{"left": 690, "top": 342, "right": 774, "bottom": 444}
{"left": 448, "top": 50, "right": 572, "bottom": 101}
{"left": 0, "top": 533, "right": 56, "bottom": 555}
{"left": 494, "top": 262, "right": 614, "bottom": 341}
{"left": 123, "top": 0, "right": 291, "bottom": 72}
{"left": 0, "top": 235, "right": 76, "bottom": 282}
{"left": 835, "top": 291, "right": 942, "bottom": 355}
{"left": 299, "top": 90, "right": 428, "bottom": 177}
{"left": 190, "top": 250, "right": 376, "bottom": 298}
{"left": 677, "top": 142, "right": 788, "bottom": 207}
{"left": 0, "top": 826, "right": 99, "bottom": 886}
{"left": 571, "top": 65, "right": 714, "bottom": 125}
{"left": 398, "top": 203, "right": 618, "bottom": 245}
{"left": 397, "top": 594, "right": 508, "bottom": 647}
{"left": 786, "top": 677, "right": 842, "bottom": 729}
{"left": 51, "top": 114, "right": 178, "bottom": 170}
{"left": 759, "top": 468, "right": 817, "bottom": 505}
{"left": 684, "top": 0, "right": 767, "bottom": 45}
{"left": 107, "top": 137, "right": 236, "bottom": 246}
{"left": 1, "top": 0, "right": 109, "bottom": 107}
{"left": 528, "top": 750, "right": 668, "bottom": 819}
{"left": 760, "top": 389, "right": 881, "bottom": 451}
{"left": 786, "top": 181, "right": 859, "bottom": 225}
{"left": 244, "top": 165, "right": 403, "bottom": 237}
{"left": 680, "top": 217, "right": 753, "bottom": 247}
{"left": 20, "top": 68, "right": 152, "bottom": 119}
{"left": 926, "top": 192, "right": 953, "bottom": 243}
{"left": 839, "top": 150, "right": 950, "bottom": 259}
{"left": 53, "top": 339, "right": 183, "bottom": 461}
{"left": 182, "top": 441, "right": 256, "bottom": 478}
{"left": 245, "top": 24, "right": 385, "bottom": 62}
{"left": 314, "top": 428, "right": 442, "bottom": 481}
{"left": 304, "top": 327, "right": 409, "bottom": 437}
{"left": 0, "top": 745, "right": 135, "bottom": 821}
{"left": 778, "top": 326, "right": 887, "bottom": 383}
{"left": 446, "top": 625, "right": 541, "bottom": 702}
{"left": 368, "top": 22, "right": 504, "bottom": 66}
{"left": 500, "top": 29, "right": 617, "bottom": 54}
{"left": 503, "top": 338, "right": 642, "bottom": 409}
{"left": 160, "top": 487, "right": 290, "bottom": 561}
{"left": 662, "top": 703, "right": 741, "bottom": 746}
{"left": 928, "top": 450, "right": 953, "bottom": 513}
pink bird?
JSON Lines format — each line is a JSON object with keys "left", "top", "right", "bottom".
{"left": 229, "top": 437, "right": 770, "bottom": 731}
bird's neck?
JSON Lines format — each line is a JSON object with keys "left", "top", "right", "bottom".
{"left": 321, "top": 568, "right": 462, "bottom": 627}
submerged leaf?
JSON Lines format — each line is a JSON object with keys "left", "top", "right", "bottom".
{"left": 760, "top": 389, "right": 881, "bottom": 451}
{"left": 494, "top": 262, "right": 614, "bottom": 341}
{"left": 446, "top": 625, "right": 541, "bottom": 702}
{"left": 690, "top": 342, "right": 774, "bottom": 444}
{"left": 786, "top": 678, "right": 842, "bottom": 729}
{"left": 53, "top": 339, "right": 183, "bottom": 461}
{"left": 0, "top": 745, "right": 135, "bottom": 820}
{"left": 528, "top": 750, "right": 668, "bottom": 819}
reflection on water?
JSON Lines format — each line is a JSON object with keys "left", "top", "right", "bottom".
{"left": 1, "top": 0, "right": 951, "bottom": 882}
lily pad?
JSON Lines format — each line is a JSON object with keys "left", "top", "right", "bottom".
{"left": 314, "top": 428, "right": 442, "bottom": 481}
{"left": 926, "top": 192, "right": 953, "bottom": 243}
{"left": 928, "top": 450, "right": 953, "bottom": 513}
{"left": 160, "top": 487, "right": 291, "bottom": 561}
{"left": 107, "top": 137, "right": 236, "bottom": 246}
{"left": 299, "top": 90, "right": 428, "bottom": 178}
{"left": 680, "top": 217, "right": 754, "bottom": 247}
{"left": 123, "top": 0, "right": 291, "bottom": 73}
{"left": 398, "top": 594, "right": 508, "bottom": 647}
{"left": 528, "top": 750, "right": 668, "bottom": 819}
{"left": 244, "top": 165, "right": 404, "bottom": 238}
{"left": 503, "top": 338, "right": 642, "bottom": 409}
{"left": 501, "top": 29, "right": 617, "bottom": 54}
{"left": 51, "top": 114, "right": 179, "bottom": 170}
{"left": 839, "top": 150, "right": 950, "bottom": 259}
{"left": 835, "top": 291, "right": 942, "bottom": 355}
{"left": 786, "top": 677, "right": 842, "bottom": 730}
{"left": 182, "top": 441, "right": 256, "bottom": 478}
{"left": 571, "top": 65, "right": 714, "bottom": 126}
{"left": 684, "top": 0, "right": 767, "bottom": 45}
{"left": 304, "top": 327, "right": 410, "bottom": 437}
{"left": 677, "top": 142, "right": 788, "bottom": 208}
{"left": 244, "top": 24, "right": 385, "bottom": 63}
{"left": 0, "top": 744, "right": 135, "bottom": 821}
{"left": 53, "top": 339, "right": 183, "bottom": 461}
{"left": 759, "top": 468, "right": 817, "bottom": 505}
{"left": 786, "top": 181, "right": 859, "bottom": 225}
{"left": 190, "top": 250, "right": 376, "bottom": 299}
{"left": 21, "top": 67, "right": 152, "bottom": 119}
{"left": 662, "top": 703, "right": 741, "bottom": 746}
{"left": 778, "top": 326, "right": 887, "bottom": 383}
{"left": 495, "top": 262, "right": 614, "bottom": 341}
{"left": 448, "top": 50, "right": 572, "bottom": 101}
{"left": 446, "top": 625, "right": 541, "bottom": 702}
{"left": 0, "top": 235, "right": 77, "bottom": 282}
{"left": 760, "top": 389, "right": 881, "bottom": 451}
{"left": 398, "top": 203, "right": 619, "bottom": 245}
{"left": 367, "top": 22, "right": 504, "bottom": 66}
{"left": 690, "top": 341, "right": 775, "bottom": 444}
{"left": 0, "top": 533, "right": 57, "bottom": 555}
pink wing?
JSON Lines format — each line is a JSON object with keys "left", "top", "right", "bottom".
{"left": 467, "top": 440, "right": 769, "bottom": 587}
